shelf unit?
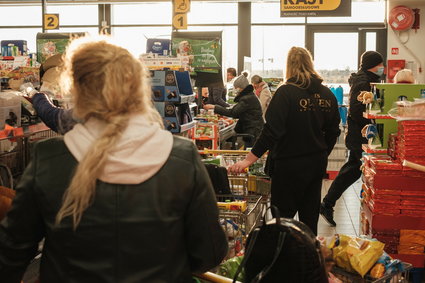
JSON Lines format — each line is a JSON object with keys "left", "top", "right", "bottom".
{"left": 151, "top": 69, "right": 197, "bottom": 134}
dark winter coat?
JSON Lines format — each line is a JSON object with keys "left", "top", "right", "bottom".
{"left": 0, "top": 136, "right": 227, "bottom": 283}
{"left": 214, "top": 85, "right": 264, "bottom": 139}
{"left": 251, "top": 76, "right": 341, "bottom": 160}
{"left": 345, "top": 70, "right": 380, "bottom": 150}
{"left": 32, "top": 92, "right": 76, "bottom": 135}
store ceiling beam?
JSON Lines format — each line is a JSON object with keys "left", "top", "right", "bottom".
{"left": 0, "top": 0, "right": 386, "bottom": 5}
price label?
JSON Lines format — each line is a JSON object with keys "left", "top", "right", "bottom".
{"left": 44, "top": 14, "right": 59, "bottom": 30}
{"left": 174, "top": 0, "right": 190, "bottom": 13}
{"left": 173, "top": 13, "right": 187, "bottom": 30}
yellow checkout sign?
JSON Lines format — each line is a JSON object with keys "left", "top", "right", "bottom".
{"left": 173, "top": 0, "right": 190, "bottom": 30}
{"left": 44, "top": 14, "right": 59, "bottom": 30}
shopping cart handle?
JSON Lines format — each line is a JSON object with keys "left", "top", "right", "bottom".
{"left": 193, "top": 272, "right": 241, "bottom": 283}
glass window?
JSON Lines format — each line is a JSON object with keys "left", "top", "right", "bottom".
{"left": 313, "top": 32, "right": 358, "bottom": 91}
{"left": 184, "top": 26, "right": 238, "bottom": 73}
{"left": 0, "top": 28, "right": 41, "bottom": 54}
{"left": 111, "top": 27, "right": 172, "bottom": 56}
{"left": 366, "top": 32, "right": 377, "bottom": 52}
{"left": 112, "top": 3, "right": 171, "bottom": 25}
{"left": 46, "top": 5, "right": 98, "bottom": 25}
{"left": 188, "top": 2, "right": 237, "bottom": 24}
{"left": 307, "top": 2, "right": 385, "bottom": 24}
{"left": 0, "top": 6, "right": 41, "bottom": 26}
{"left": 252, "top": 2, "right": 305, "bottom": 24}
{"left": 251, "top": 25, "right": 305, "bottom": 78}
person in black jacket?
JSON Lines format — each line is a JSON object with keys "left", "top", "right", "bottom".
{"left": 228, "top": 47, "right": 340, "bottom": 235}
{"left": 0, "top": 36, "right": 228, "bottom": 283}
{"left": 204, "top": 73, "right": 264, "bottom": 148}
{"left": 320, "top": 50, "right": 384, "bottom": 227}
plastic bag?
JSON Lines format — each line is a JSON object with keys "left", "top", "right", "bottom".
{"left": 217, "top": 255, "right": 244, "bottom": 281}
{"left": 330, "top": 234, "right": 385, "bottom": 277}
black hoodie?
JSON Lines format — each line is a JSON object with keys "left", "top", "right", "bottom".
{"left": 345, "top": 69, "right": 380, "bottom": 150}
{"left": 251, "top": 77, "right": 340, "bottom": 160}
{"left": 214, "top": 85, "right": 264, "bottom": 138}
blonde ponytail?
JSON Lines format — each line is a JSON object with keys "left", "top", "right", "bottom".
{"left": 56, "top": 115, "right": 130, "bottom": 228}
{"left": 55, "top": 36, "right": 163, "bottom": 229}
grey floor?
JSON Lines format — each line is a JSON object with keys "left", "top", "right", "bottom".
{"left": 318, "top": 178, "right": 362, "bottom": 237}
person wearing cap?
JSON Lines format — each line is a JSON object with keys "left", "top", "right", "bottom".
{"left": 21, "top": 54, "right": 78, "bottom": 135}
{"left": 320, "top": 50, "right": 384, "bottom": 227}
{"left": 204, "top": 72, "right": 264, "bottom": 148}
{"left": 394, "top": 68, "right": 415, "bottom": 84}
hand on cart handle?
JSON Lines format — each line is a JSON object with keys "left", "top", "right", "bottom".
{"left": 228, "top": 160, "right": 251, "bottom": 174}
{"left": 228, "top": 152, "right": 260, "bottom": 174}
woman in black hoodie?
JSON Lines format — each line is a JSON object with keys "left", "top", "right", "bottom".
{"left": 204, "top": 73, "right": 264, "bottom": 148}
{"left": 229, "top": 47, "right": 341, "bottom": 235}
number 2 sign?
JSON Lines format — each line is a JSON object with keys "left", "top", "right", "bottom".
{"left": 44, "top": 14, "right": 59, "bottom": 30}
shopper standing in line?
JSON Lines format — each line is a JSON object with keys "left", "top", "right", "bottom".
{"left": 320, "top": 51, "right": 384, "bottom": 227}
{"left": 228, "top": 47, "right": 341, "bottom": 235}
{"left": 204, "top": 72, "right": 264, "bottom": 148}
{"left": 0, "top": 36, "right": 228, "bottom": 283}
{"left": 226, "top": 67, "right": 237, "bottom": 82}
{"left": 251, "top": 74, "right": 272, "bottom": 120}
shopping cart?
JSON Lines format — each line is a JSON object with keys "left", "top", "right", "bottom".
{"left": 202, "top": 149, "right": 271, "bottom": 201}
{"left": 332, "top": 262, "right": 412, "bottom": 283}
{"left": 193, "top": 272, "right": 241, "bottom": 283}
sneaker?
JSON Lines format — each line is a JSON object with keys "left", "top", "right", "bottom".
{"left": 320, "top": 203, "right": 336, "bottom": 227}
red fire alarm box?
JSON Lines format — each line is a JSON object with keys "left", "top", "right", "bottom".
{"left": 391, "top": 48, "right": 399, "bottom": 55}
{"left": 387, "top": 59, "right": 406, "bottom": 82}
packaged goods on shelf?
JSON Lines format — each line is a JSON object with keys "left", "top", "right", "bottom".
{"left": 0, "top": 91, "right": 21, "bottom": 129}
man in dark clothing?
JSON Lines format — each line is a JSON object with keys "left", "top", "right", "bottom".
{"left": 320, "top": 50, "right": 384, "bottom": 226}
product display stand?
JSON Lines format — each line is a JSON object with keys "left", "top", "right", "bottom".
{"left": 360, "top": 84, "right": 425, "bottom": 269}
{"left": 151, "top": 69, "right": 197, "bottom": 134}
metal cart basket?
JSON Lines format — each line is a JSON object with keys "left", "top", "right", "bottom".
{"left": 332, "top": 262, "right": 412, "bottom": 283}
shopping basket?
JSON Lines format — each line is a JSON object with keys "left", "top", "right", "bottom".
{"left": 332, "top": 262, "right": 412, "bottom": 283}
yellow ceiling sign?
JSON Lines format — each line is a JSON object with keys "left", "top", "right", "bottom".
{"left": 174, "top": 0, "right": 190, "bottom": 13}
{"left": 44, "top": 14, "right": 59, "bottom": 30}
{"left": 173, "top": 14, "right": 187, "bottom": 30}
{"left": 281, "top": 0, "right": 341, "bottom": 11}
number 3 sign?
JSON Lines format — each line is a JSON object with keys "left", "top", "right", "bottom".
{"left": 44, "top": 14, "right": 59, "bottom": 30}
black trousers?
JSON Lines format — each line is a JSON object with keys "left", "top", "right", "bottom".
{"left": 322, "top": 149, "right": 363, "bottom": 208}
{"left": 270, "top": 151, "right": 328, "bottom": 235}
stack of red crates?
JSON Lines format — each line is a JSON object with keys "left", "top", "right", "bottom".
{"left": 361, "top": 121, "right": 425, "bottom": 267}
{"left": 398, "top": 120, "right": 425, "bottom": 178}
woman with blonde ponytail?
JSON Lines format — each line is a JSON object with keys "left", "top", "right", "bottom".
{"left": 229, "top": 46, "right": 341, "bottom": 235}
{"left": 0, "top": 36, "right": 227, "bottom": 283}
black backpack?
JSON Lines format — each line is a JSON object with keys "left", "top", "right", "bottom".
{"left": 233, "top": 206, "right": 328, "bottom": 283}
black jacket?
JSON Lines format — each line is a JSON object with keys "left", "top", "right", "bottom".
{"left": 251, "top": 77, "right": 341, "bottom": 160}
{"left": 0, "top": 136, "right": 227, "bottom": 283}
{"left": 214, "top": 85, "right": 264, "bottom": 139}
{"left": 346, "top": 70, "right": 380, "bottom": 150}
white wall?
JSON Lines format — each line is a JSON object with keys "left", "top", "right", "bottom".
{"left": 387, "top": 0, "right": 425, "bottom": 83}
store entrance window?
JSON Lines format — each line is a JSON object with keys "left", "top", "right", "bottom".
{"left": 306, "top": 26, "right": 386, "bottom": 95}
{"left": 312, "top": 32, "right": 358, "bottom": 94}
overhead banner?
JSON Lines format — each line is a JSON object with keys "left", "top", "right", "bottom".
{"left": 281, "top": 0, "right": 351, "bottom": 17}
